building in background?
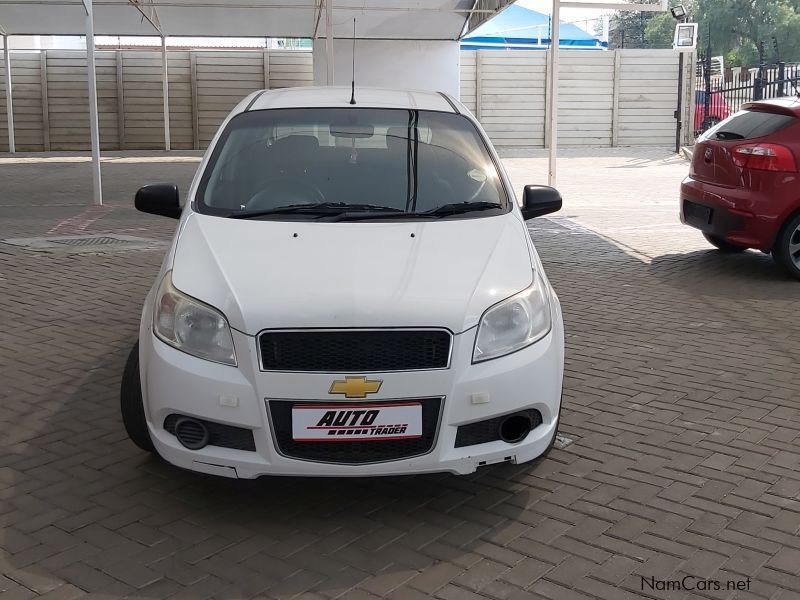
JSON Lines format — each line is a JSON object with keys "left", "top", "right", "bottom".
{"left": 461, "top": 4, "right": 606, "bottom": 51}
{"left": 7, "top": 35, "right": 310, "bottom": 50}
{"left": 7, "top": 35, "right": 84, "bottom": 49}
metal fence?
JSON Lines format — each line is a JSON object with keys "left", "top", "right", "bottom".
{"left": 695, "top": 57, "right": 800, "bottom": 134}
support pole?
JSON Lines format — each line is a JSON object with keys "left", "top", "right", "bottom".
{"left": 675, "top": 51, "right": 684, "bottom": 154}
{"left": 190, "top": 52, "right": 199, "bottom": 150}
{"left": 475, "top": 50, "right": 483, "bottom": 121}
{"left": 547, "top": 0, "right": 560, "bottom": 187}
{"left": 3, "top": 34, "right": 14, "bottom": 153}
{"left": 116, "top": 50, "right": 125, "bottom": 149}
{"left": 161, "top": 35, "right": 170, "bottom": 151}
{"left": 611, "top": 49, "right": 621, "bottom": 147}
{"left": 325, "top": 0, "right": 334, "bottom": 85}
{"left": 687, "top": 52, "right": 697, "bottom": 146}
{"left": 41, "top": 50, "right": 50, "bottom": 151}
{"left": 83, "top": 0, "right": 102, "bottom": 205}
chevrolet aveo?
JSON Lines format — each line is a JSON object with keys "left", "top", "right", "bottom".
{"left": 121, "top": 86, "right": 565, "bottom": 478}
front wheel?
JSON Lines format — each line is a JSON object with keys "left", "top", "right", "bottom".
{"left": 703, "top": 233, "right": 747, "bottom": 253}
{"left": 120, "top": 341, "right": 155, "bottom": 453}
{"left": 772, "top": 213, "right": 800, "bottom": 281}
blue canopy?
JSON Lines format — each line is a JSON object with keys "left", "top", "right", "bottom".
{"left": 461, "top": 4, "right": 606, "bottom": 50}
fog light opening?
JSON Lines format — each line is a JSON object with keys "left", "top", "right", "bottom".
{"left": 174, "top": 417, "right": 210, "bottom": 450}
{"left": 498, "top": 413, "right": 533, "bottom": 444}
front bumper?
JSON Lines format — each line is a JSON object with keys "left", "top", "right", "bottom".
{"left": 139, "top": 317, "right": 564, "bottom": 478}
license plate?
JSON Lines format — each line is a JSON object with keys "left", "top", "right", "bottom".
{"left": 291, "top": 402, "right": 422, "bottom": 442}
{"left": 684, "top": 200, "right": 712, "bottom": 225}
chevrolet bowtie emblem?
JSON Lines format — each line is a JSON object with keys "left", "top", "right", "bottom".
{"left": 329, "top": 376, "right": 382, "bottom": 399}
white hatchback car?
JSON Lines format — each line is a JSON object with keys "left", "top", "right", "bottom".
{"left": 122, "top": 86, "right": 565, "bottom": 478}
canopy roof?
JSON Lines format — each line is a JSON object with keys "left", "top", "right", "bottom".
{"left": 461, "top": 3, "right": 604, "bottom": 49}
{"left": 0, "top": 0, "right": 514, "bottom": 39}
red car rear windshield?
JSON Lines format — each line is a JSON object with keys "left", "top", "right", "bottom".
{"left": 701, "top": 109, "right": 796, "bottom": 141}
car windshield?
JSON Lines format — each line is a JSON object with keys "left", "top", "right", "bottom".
{"left": 701, "top": 109, "right": 796, "bottom": 141}
{"left": 196, "top": 108, "right": 507, "bottom": 219}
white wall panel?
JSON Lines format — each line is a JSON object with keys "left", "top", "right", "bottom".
{"left": 1, "top": 49, "right": 686, "bottom": 151}
{"left": 0, "top": 50, "right": 312, "bottom": 151}
{"left": 461, "top": 49, "right": 685, "bottom": 148}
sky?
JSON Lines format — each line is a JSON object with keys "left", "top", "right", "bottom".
{"left": 10, "top": 0, "right": 616, "bottom": 49}
{"left": 517, "top": 0, "right": 614, "bottom": 35}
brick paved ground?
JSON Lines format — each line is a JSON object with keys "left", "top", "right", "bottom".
{"left": 1, "top": 149, "right": 798, "bottom": 600}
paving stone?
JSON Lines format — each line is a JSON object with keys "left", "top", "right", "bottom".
{"left": 767, "top": 548, "right": 800, "bottom": 575}
{"left": 2, "top": 149, "right": 800, "bottom": 600}
{"left": 407, "top": 561, "right": 463, "bottom": 594}
{"left": 589, "top": 555, "right": 642, "bottom": 586}
{"left": 499, "top": 557, "right": 553, "bottom": 589}
{"left": 722, "top": 548, "right": 771, "bottom": 577}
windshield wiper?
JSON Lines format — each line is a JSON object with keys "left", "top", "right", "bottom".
{"left": 325, "top": 211, "right": 438, "bottom": 222}
{"left": 328, "top": 201, "right": 504, "bottom": 222}
{"left": 422, "top": 201, "right": 503, "bottom": 216}
{"left": 228, "top": 202, "right": 405, "bottom": 219}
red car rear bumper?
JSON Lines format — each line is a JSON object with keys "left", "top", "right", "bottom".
{"left": 680, "top": 176, "right": 783, "bottom": 251}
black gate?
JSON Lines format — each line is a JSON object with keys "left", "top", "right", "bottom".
{"left": 695, "top": 55, "right": 800, "bottom": 135}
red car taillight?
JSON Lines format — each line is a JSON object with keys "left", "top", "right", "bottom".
{"left": 732, "top": 143, "right": 798, "bottom": 172}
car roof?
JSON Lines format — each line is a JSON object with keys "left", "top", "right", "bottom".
{"left": 743, "top": 97, "right": 800, "bottom": 117}
{"left": 243, "top": 86, "right": 459, "bottom": 114}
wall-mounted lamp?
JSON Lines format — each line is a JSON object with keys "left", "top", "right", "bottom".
{"left": 670, "top": 5, "right": 688, "bottom": 22}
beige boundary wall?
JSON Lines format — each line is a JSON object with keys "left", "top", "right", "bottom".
{"left": 461, "top": 49, "right": 694, "bottom": 148}
{"left": 0, "top": 48, "right": 692, "bottom": 152}
{"left": 0, "top": 49, "right": 313, "bottom": 152}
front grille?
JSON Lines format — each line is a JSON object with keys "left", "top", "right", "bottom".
{"left": 454, "top": 409, "right": 542, "bottom": 448}
{"left": 163, "top": 414, "right": 256, "bottom": 451}
{"left": 259, "top": 329, "right": 451, "bottom": 372}
{"left": 268, "top": 398, "right": 442, "bottom": 464}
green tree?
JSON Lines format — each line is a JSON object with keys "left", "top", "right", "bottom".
{"left": 608, "top": 0, "right": 694, "bottom": 49}
{"left": 607, "top": 0, "right": 661, "bottom": 49}
{"left": 644, "top": 12, "right": 679, "bottom": 48}
{"left": 607, "top": 0, "right": 800, "bottom": 65}
{"left": 772, "top": 6, "right": 800, "bottom": 63}
{"left": 696, "top": 0, "right": 800, "bottom": 66}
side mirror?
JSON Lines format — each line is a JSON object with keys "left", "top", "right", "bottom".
{"left": 521, "top": 185, "right": 562, "bottom": 220}
{"left": 135, "top": 184, "right": 181, "bottom": 219}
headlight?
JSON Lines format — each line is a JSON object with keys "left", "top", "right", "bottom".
{"left": 473, "top": 271, "right": 552, "bottom": 363}
{"left": 153, "top": 271, "right": 237, "bottom": 366}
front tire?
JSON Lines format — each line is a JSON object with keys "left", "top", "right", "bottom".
{"left": 120, "top": 341, "right": 155, "bottom": 453}
{"left": 773, "top": 213, "right": 800, "bottom": 281}
{"left": 703, "top": 233, "right": 747, "bottom": 253}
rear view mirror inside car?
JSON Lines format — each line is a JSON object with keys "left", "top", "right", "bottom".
{"left": 330, "top": 123, "right": 375, "bottom": 138}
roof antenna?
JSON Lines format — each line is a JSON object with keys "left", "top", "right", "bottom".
{"left": 349, "top": 18, "right": 357, "bottom": 105}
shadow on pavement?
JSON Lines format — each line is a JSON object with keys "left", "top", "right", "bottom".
{"left": 649, "top": 248, "right": 799, "bottom": 300}
{"left": 0, "top": 154, "right": 201, "bottom": 209}
{"left": 2, "top": 206, "right": 800, "bottom": 598}
{"left": 0, "top": 242, "right": 542, "bottom": 598}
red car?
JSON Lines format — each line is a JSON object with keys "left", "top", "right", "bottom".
{"left": 681, "top": 97, "right": 800, "bottom": 280}
{"left": 694, "top": 89, "right": 731, "bottom": 134}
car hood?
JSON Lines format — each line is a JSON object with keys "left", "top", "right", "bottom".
{"left": 171, "top": 212, "right": 534, "bottom": 335}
